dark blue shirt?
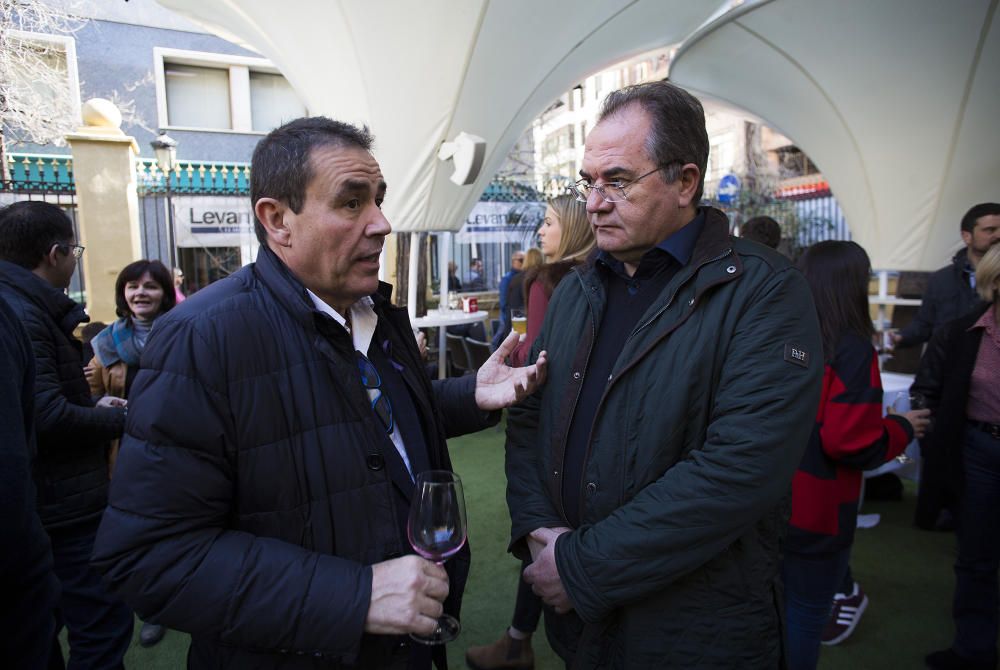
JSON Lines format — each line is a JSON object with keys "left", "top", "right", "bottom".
{"left": 561, "top": 211, "right": 704, "bottom": 528}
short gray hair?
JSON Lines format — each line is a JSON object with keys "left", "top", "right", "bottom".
{"left": 599, "top": 80, "right": 709, "bottom": 203}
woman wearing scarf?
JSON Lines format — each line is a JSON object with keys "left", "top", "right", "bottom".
{"left": 88, "top": 259, "right": 175, "bottom": 468}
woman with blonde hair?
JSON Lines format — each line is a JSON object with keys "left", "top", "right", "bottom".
{"left": 467, "top": 195, "right": 594, "bottom": 669}
{"left": 919, "top": 243, "right": 1000, "bottom": 670}
{"left": 509, "top": 195, "right": 595, "bottom": 367}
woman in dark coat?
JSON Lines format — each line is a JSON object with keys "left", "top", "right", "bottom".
{"left": 467, "top": 195, "right": 593, "bottom": 670}
{"left": 920, "top": 243, "right": 1000, "bottom": 670}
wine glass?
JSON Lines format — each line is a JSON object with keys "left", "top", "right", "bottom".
{"left": 407, "top": 470, "right": 467, "bottom": 645}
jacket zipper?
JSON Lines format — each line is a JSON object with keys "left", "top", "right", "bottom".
{"left": 552, "top": 270, "right": 600, "bottom": 525}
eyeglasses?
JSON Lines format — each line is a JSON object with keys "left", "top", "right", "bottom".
{"left": 357, "top": 352, "right": 394, "bottom": 435}
{"left": 572, "top": 164, "right": 674, "bottom": 203}
{"left": 55, "top": 243, "right": 85, "bottom": 259}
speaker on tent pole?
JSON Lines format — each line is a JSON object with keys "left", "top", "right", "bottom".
{"left": 438, "top": 132, "right": 486, "bottom": 186}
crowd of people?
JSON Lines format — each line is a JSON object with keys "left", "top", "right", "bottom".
{"left": 0, "top": 78, "right": 997, "bottom": 670}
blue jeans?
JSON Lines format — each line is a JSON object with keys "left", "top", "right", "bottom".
{"left": 953, "top": 425, "right": 1000, "bottom": 665}
{"left": 782, "top": 548, "right": 851, "bottom": 670}
{"left": 48, "top": 518, "right": 133, "bottom": 670}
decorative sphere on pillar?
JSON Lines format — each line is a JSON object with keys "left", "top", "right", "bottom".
{"left": 81, "top": 98, "right": 123, "bottom": 129}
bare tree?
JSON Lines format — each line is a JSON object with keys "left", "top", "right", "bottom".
{"left": 0, "top": 0, "right": 87, "bottom": 178}
{"left": 100, "top": 71, "right": 156, "bottom": 135}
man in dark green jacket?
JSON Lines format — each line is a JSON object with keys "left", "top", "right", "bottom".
{"left": 506, "top": 81, "right": 823, "bottom": 668}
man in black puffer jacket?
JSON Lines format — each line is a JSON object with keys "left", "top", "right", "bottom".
{"left": 92, "top": 117, "right": 547, "bottom": 669}
{"left": 0, "top": 294, "right": 61, "bottom": 669}
{"left": 0, "top": 201, "right": 132, "bottom": 668}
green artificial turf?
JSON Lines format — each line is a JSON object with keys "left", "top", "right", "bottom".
{"left": 68, "top": 421, "right": 957, "bottom": 669}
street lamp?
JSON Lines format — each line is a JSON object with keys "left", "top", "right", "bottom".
{"left": 150, "top": 131, "right": 178, "bottom": 268}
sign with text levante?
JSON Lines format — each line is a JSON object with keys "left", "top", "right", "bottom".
{"left": 173, "top": 196, "right": 255, "bottom": 248}
{"left": 455, "top": 201, "right": 545, "bottom": 244}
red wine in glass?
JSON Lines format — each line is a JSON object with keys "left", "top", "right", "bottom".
{"left": 407, "top": 470, "right": 467, "bottom": 645}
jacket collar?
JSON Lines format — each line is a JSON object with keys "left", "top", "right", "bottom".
{"left": 254, "top": 244, "right": 398, "bottom": 325}
{"left": 952, "top": 247, "right": 975, "bottom": 277}
{"left": 688, "top": 207, "right": 736, "bottom": 268}
{"left": 581, "top": 206, "right": 732, "bottom": 276}
{"left": 0, "top": 259, "right": 89, "bottom": 334}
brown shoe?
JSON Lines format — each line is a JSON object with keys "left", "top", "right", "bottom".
{"left": 466, "top": 631, "right": 534, "bottom": 669}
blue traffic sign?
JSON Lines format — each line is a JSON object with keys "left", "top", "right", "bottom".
{"left": 717, "top": 173, "right": 741, "bottom": 205}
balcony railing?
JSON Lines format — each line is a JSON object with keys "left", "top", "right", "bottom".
{"left": 136, "top": 158, "right": 250, "bottom": 195}
{"left": 3, "top": 154, "right": 76, "bottom": 192}
{"left": 7, "top": 153, "right": 548, "bottom": 202}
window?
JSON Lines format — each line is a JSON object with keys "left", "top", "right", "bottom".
{"left": 775, "top": 145, "right": 820, "bottom": 179}
{"left": 542, "top": 125, "right": 575, "bottom": 157}
{"left": 165, "top": 64, "right": 232, "bottom": 129}
{"left": 249, "top": 72, "right": 306, "bottom": 131}
{"left": 155, "top": 48, "right": 307, "bottom": 133}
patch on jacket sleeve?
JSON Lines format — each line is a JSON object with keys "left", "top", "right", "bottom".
{"left": 784, "top": 343, "right": 810, "bottom": 368}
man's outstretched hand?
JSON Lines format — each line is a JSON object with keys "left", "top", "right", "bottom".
{"left": 474, "top": 331, "right": 547, "bottom": 410}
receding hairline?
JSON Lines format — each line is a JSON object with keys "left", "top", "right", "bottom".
{"left": 583, "top": 103, "right": 659, "bottom": 175}
{"left": 297, "top": 142, "right": 387, "bottom": 202}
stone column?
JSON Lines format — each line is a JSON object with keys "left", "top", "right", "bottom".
{"left": 65, "top": 98, "right": 142, "bottom": 324}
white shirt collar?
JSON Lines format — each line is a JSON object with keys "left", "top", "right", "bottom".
{"left": 306, "top": 290, "right": 378, "bottom": 356}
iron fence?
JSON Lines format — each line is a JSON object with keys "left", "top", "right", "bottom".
{"left": 1, "top": 154, "right": 86, "bottom": 306}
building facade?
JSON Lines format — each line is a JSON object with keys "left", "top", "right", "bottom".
{"left": 3, "top": 0, "right": 305, "bottom": 296}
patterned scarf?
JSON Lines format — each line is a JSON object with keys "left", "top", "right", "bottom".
{"left": 91, "top": 318, "right": 143, "bottom": 368}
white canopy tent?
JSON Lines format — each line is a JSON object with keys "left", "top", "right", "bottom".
{"left": 157, "top": 0, "right": 724, "bottom": 235}
{"left": 669, "top": 0, "right": 1000, "bottom": 270}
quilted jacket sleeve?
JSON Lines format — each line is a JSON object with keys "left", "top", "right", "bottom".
{"left": 92, "top": 315, "right": 373, "bottom": 662}
{"left": 555, "top": 267, "right": 824, "bottom": 622}
{"left": 22, "top": 310, "right": 124, "bottom": 442}
{"left": 432, "top": 372, "right": 500, "bottom": 438}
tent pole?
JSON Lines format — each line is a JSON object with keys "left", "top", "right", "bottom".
{"left": 407, "top": 232, "right": 421, "bottom": 320}
{"left": 437, "top": 232, "right": 452, "bottom": 378}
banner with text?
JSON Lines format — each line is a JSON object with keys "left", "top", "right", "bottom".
{"left": 173, "top": 195, "right": 256, "bottom": 248}
{"left": 455, "top": 201, "right": 545, "bottom": 244}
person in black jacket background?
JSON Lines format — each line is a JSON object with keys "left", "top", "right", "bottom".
{"left": 0, "top": 201, "right": 132, "bottom": 669}
{"left": 894, "top": 202, "right": 1000, "bottom": 350}
{"left": 0, "top": 294, "right": 61, "bottom": 669}
{"left": 92, "top": 117, "right": 546, "bottom": 669}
